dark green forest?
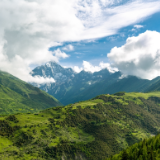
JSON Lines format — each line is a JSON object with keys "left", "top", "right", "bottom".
{"left": 107, "top": 134, "right": 160, "bottom": 160}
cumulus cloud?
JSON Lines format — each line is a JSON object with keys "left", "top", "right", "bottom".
{"left": 73, "top": 61, "right": 118, "bottom": 73}
{"left": 52, "top": 49, "right": 69, "bottom": 60}
{"left": 73, "top": 66, "right": 83, "bottom": 73}
{"left": 0, "top": 0, "right": 160, "bottom": 82}
{"left": 0, "top": 55, "right": 56, "bottom": 84}
{"left": 108, "top": 30, "right": 160, "bottom": 80}
{"left": 62, "top": 44, "right": 74, "bottom": 51}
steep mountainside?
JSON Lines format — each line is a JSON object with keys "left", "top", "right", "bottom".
{"left": 32, "top": 61, "right": 76, "bottom": 84}
{"left": 0, "top": 71, "right": 61, "bottom": 115}
{"left": 31, "top": 62, "right": 160, "bottom": 105}
{"left": 144, "top": 76, "right": 160, "bottom": 92}
{"left": 1, "top": 92, "right": 160, "bottom": 159}
{"left": 31, "top": 61, "right": 113, "bottom": 105}
{"left": 63, "top": 75, "right": 151, "bottom": 105}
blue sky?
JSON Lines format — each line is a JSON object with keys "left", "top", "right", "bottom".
{"left": 54, "top": 11, "right": 160, "bottom": 70}
{"left": 0, "top": 0, "right": 160, "bottom": 82}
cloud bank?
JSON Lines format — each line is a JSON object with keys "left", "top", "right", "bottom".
{"left": 73, "top": 61, "right": 118, "bottom": 73}
{"left": 0, "top": 0, "right": 159, "bottom": 83}
{"left": 108, "top": 30, "right": 160, "bottom": 80}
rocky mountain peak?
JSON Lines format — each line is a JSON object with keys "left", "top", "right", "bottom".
{"left": 31, "top": 61, "right": 76, "bottom": 83}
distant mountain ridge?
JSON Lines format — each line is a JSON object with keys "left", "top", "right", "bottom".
{"left": 31, "top": 61, "right": 160, "bottom": 105}
{"left": 31, "top": 61, "right": 113, "bottom": 104}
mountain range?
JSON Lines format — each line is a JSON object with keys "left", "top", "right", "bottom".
{"left": 1, "top": 70, "right": 160, "bottom": 159}
{"left": 31, "top": 61, "right": 160, "bottom": 105}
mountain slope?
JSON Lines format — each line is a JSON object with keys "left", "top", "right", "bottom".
{"left": 0, "top": 71, "right": 61, "bottom": 114}
{"left": 31, "top": 62, "right": 160, "bottom": 105}
{"left": 1, "top": 92, "right": 160, "bottom": 159}
{"left": 144, "top": 76, "right": 160, "bottom": 92}
{"left": 31, "top": 62, "right": 113, "bottom": 105}
{"left": 106, "top": 134, "right": 160, "bottom": 160}
{"left": 31, "top": 61, "right": 76, "bottom": 84}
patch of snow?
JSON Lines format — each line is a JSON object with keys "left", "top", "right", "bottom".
{"left": 119, "top": 74, "right": 128, "bottom": 79}
{"left": 42, "top": 69, "right": 46, "bottom": 77}
{"left": 46, "top": 62, "right": 52, "bottom": 68}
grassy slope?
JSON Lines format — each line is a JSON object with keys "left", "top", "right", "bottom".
{"left": 1, "top": 92, "right": 160, "bottom": 159}
{"left": 0, "top": 71, "right": 61, "bottom": 115}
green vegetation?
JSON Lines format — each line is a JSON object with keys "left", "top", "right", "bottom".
{"left": 1, "top": 92, "right": 160, "bottom": 159}
{"left": 0, "top": 71, "right": 61, "bottom": 114}
{"left": 106, "top": 134, "right": 160, "bottom": 160}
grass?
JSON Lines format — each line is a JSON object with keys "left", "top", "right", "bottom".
{"left": 1, "top": 91, "right": 160, "bottom": 159}
{"left": 0, "top": 71, "right": 62, "bottom": 115}
{"left": 0, "top": 137, "right": 13, "bottom": 152}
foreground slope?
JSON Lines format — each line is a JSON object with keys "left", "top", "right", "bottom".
{"left": 107, "top": 134, "right": 160, "bottom": 160}
{"left": 0, "top": 71, "right": 61, "bottom": 114}
{"left": 1, "top": 92, "right": 160, "bottom": 159}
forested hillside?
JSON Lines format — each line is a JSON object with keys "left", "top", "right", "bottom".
{"left": 1, "top": 92, "right": 160, "bottom": 159}
{"left": 107, "top": 134, "right": 160, "bottom": 160}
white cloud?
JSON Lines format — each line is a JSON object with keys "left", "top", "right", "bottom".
{"left": 73, "top": 61, "right": 118, "bottom": 73}
{"left": 83, "top": 61, "right": 101, "bottom": 73}
{"left": 119, "top": 74, "right": 128, "bottom": 79}
{"left": 134, "top": 24, "right": 144, "bottom": 29}
{"left": 0, "top": 55, "right": 56, "bottom": 84}
{"left": 73, "top": 66, "right": 83, "bottom": 73}
{"left": 28, "top": 76, "right": 55, "bottom": 84}
{"left": 0, "top": 0, "right": 159, "bottom": 82}
{"left": 99, "top": 62, "right": 118, "bottom": 73}
{"left": 62, "top": 44, "right": 74, "bottom": 51}
{"left": 52, "top": 49, "right": 69, "bottom": 60}
{"left": 132, "top": 24, "right": 144, "bottom": 31}
{"left": 108, "top": 30, "right": 160, "bottom": 80}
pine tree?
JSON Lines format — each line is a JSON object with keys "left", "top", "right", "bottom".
{"left": 121, "top": 150, "right": 128, "bottom": 160}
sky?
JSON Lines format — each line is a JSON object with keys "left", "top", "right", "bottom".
{"left": 0, "top": 0, "right": 160, "bottom": 83}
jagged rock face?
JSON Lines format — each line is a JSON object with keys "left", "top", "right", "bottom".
{"left": 31, "top": 62, "right": 160, "bottom": 106}
{"left": 31, "top": 61, "right": 114, "bottom": 105}
{"left": 31, "top": 61, "right": 76, "bottom": 84}
{"left": 31, "top": 61, "right": 159, "bottom": 106}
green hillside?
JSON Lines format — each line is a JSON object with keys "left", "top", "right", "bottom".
{"left": 1, "top": 92, "right": 160, "bottom": 159}
{"left": 106, "top": 134, "right": 160, "bottom": 160}
{"left": 145, "top": 76, "right": 160, "bottom": 92}
{"left": 0, "top": 71, "right": 61, "bottom": 115}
